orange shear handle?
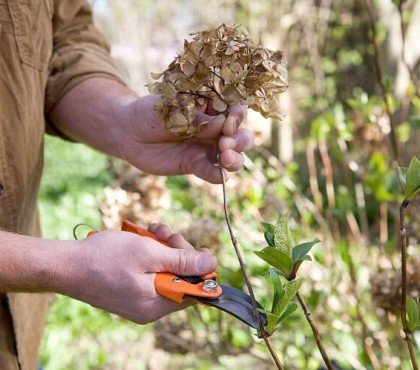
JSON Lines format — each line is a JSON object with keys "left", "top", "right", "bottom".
{"left": 121, "top": 220, "right": 220, "bottom": 303}
{"left": 121, "top": 220, "right": 169, "bottom": 246}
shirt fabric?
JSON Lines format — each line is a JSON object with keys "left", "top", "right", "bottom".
{"left": 0, "top": 1, "right": 124, "bottom": 369}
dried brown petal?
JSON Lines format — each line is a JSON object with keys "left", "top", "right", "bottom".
{"left": 222, "top": 84, "right": 246, "bottom": 103}
{"left": 149, "top": 24, "right": 288, "bottom": 136}
{"left": 160, "top": 83, "right": 177, "bottom": 100}
{"left": 194, "top": 63, "right": 211, "bottom": 82}
{"left": 168, "top": 111, "right": 190, "bottom": 133}
{"left": 212, "top": 99, "right": 228, "bottom": 112}
{"left": 151, "top": 72, "right": 164, "bottom": 80}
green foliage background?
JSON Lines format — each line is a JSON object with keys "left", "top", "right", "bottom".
{"left": 37, "top": 0, "right": 419, "bottom": 369}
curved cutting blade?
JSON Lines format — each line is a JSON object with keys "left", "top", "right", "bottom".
{"left": 195, "top": 285, "right": 268, "bottom": 329}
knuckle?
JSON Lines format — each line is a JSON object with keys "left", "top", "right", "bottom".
{"left": 148, "top": 223, "right": 160, "bottom": 231}
{"left": 156, "top": 224, "right": 166, "bottom": 233}
{"left": 180, "top": 151, "right": 193, "bottom": 175}
{"left": 175, "top": 249, "right": 190, "bottom": 273}
{"left": 168, "top": 233, "right": 183, "bottom": 246}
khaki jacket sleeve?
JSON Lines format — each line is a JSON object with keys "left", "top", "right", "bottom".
{"left": 45, "top": 0, "right": 125, "bottom": 114}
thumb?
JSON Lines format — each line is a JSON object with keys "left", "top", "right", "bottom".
{"left": 157, "top": 248, "right": 218, "bottom": 276}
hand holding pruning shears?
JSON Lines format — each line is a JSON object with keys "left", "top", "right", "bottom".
{"left": 72, "top": 221, "right": 266, "bottom": 328}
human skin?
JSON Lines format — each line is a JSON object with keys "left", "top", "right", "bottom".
{"left": 1, "top": 77, "right": 254, "bottom": 323}
{"left": 48, "top": 78, "right": 254, "bottom": 183}
{"left": 0, "top": 224, "right": 217, "bottom": 323}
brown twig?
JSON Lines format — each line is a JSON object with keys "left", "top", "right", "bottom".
{"left": 363, "top": 0, "right": 401, "bottom": 166}
{"left": 397, "top": 0, "right": 420, "bottom": 97}
{"left": 218, "top": 163, "right": 284, "bottom": 370}
{"left": 295, "top": 292, "right": 334, "bottom": 370}
{"left": 399, "top": 199, "right": 419, "bottom": 370}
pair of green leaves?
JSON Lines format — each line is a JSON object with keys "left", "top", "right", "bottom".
{"left": 254, "top": 215, "right": 320, "bottom": 335}
{"left": 259, "top": 270, "right": 303, "bottom": 335}
{"left": 255, "top": 215, "right": 320, "bottom": 279}
{"left": 407, "top": 297, "right": 420, "bottom": 332}
{"left": 398, "top": 156, "right": 420, "bottom": 201}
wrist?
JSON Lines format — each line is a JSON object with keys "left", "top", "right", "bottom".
{"left": 44, "top": 239, "right": 88, "bottom": 297}
{"left": 0, "top": 232, "right": 79, "bottom": 293}
{"left": 49, "top": 77, "right": 138, "bottom": 159}
{"left": 120, "top": 95, "right": 168, "bottom": 162}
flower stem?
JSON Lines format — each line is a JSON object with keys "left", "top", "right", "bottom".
{"left": 399, "top": 199, "right": 419, "bottom": 370}
{"left": 218, "top": 163, "right": 284, "bottom": 370}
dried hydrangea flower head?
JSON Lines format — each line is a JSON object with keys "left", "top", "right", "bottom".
{"left": 148, "top": 24, "right": 288, "bottom": 136}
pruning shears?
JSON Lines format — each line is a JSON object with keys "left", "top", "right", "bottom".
{"left": 84, "top": 220, "right": 267, "bottom": 329}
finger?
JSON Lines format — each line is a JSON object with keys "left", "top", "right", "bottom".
{"left": 220, "top": 150, "right": 245, "bottom": 172}
{"left": 145, "top": 296, "right": 196, "bottom": 323}
{"left": 223, "top": 104, "right": 247, "bottom": 136}
{"left": 195, "top": 113, "right": 226, "bottom": 140}
{"left": 127, "top": 274, "right": 196, "bottom": 324}
{"left": 180, "top": 144, "right": 230, "bottom": 184}
{"left": 154, "top": 224, "right": 172, "bottom": 241}
{"left": 199, "top": 247, "right": 211, "bottom": 254}
{"left": 219, "top": 129, "right": 255, "bottom": 152}
{"left": 167, "top": 233, "right": 195, "bottom": 250}
{"left": 190, "top": 156, "right": 231, "bottom": 183}
{"left": 154, "top": 247, "right": 218, "bottom": 276}
{"left": 148, "top": 223, "right": 161, "bottom": 234}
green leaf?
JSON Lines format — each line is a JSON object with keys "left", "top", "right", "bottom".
{"left": 259, "top": 310, "right": 281, "bottom": 335}
{"left": 273, "top": 278, "right": 304, "bottom": 316}
{"left": 264, "top": 232, "right": 275, "bottom": 247}
{"left": 254, "top": 247, "right": 293, "bottom": 275}
{"left": 292, "top": 238, "right": 320, "bottom": 262}
{"left": 262, "top": 302, "right": 299, "bottom": 335}
{"left": 261, "top": 222, "right": 274, "bottom": 233}
{"left": 273, "top": 215, "right": 293, "bottom": 256}
{"left": 272, "top": 268, "right": 289, "bottom": 279}
{"left": 278, "top": 301, "right": 298, "bottom": 323}
{"left": 398, "top": 166, "right": 408, "bottom": 192}
{"left": 262, "top": 222, "right": 275, "bottom": 247}
{"left": 405, "top": 156, "right": 420, "bottom": 200}
{"left": 407, "top": 297, "right": 420, "bottom": 332}
{"left": 269, "top": 269, "right": 283, "bottom": 313}
{"left": 295, "top": 255, "right": 312, "bottom": 263}
{"left": 290, "top": 256, "right": 313, "bottom": 277}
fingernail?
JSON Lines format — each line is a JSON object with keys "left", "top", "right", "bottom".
{"left": 224, "top": 116, "right": 236, "bottom": 135}
{"left": 197, "top": 254, "right": 217, "bottom": 273}
{"left": 216, "top": 114, "right": 226, "bottom": 124}
{"left": 224, "top": 136, "right": 235, "bottom": 149}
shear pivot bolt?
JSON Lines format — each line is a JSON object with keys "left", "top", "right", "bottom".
{"left": 202, "top": 279, "right": 218, "bottom": 293}
{"left": 172, "top": 277, "right": 181, "bottom": 283}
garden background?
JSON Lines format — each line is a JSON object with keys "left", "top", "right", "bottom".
{"left": 38, "top": 0, "right": 419, "bottom": 369}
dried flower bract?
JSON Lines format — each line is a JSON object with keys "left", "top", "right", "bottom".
{"left": 148, "top": 24, "right": 289, "bottom": 136}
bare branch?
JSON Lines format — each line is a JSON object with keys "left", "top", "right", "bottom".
{"left": 399, "top": 199, "right": 419, "bottom": 370}
{"left": 218, "top": 161, "right": 284, "bottom": 370}
{"left": 296, "top": 292, "right": 334, "bottom": 370}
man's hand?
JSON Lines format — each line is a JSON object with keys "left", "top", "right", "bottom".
{"left": 0, "top": 226, "right": 216, "bottom": 323}
{"left": 58, "top": 225, "right": 217, "bottom": 324}
{"left": 122, "top": 95, "right": 255, "bottom": 183}
{"left": 49, "top": 78, "right": 255, "bottom": 184}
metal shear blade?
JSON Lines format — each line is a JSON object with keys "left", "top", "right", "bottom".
{"left": 117, "top": 221, "right": 268, "bottom": 330}
{"left": 195, "top": 285, "right": 268, "bottom": 329}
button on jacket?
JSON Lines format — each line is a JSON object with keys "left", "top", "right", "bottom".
{"left": 0, "top": 1, "right": 123, "bottom": 369}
